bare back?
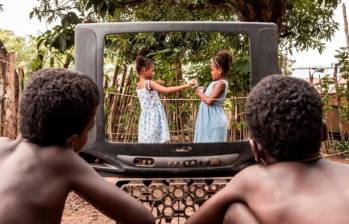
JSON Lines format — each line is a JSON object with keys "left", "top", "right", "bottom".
{"left": 0, "top": 140, "right": 81, "bottom": 223}
{"left": 245, "top": 160, "right": 349, "bottom": 224}
{"left": 188, "top": 159, "right": 349, "bottom": 224}
{"left": 0, "top": 139, "right": 154, "bottom": 224}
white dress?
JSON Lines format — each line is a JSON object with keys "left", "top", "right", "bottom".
{"left": 136, "top": 80, "right": 170, "bottom": 143}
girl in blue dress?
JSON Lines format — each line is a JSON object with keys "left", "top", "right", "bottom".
{"left": 135, "top": 56, "right": 194, "bottom": 143}
{"left": 194, "top": 50, "right": 233, "bottom": 143}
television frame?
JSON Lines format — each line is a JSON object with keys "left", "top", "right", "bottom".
{"left": 74, "top": 21, "right": 280, "bottom": 176}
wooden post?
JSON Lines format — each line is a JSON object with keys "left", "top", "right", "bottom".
{"left": 343, "top": 3, "right": 349, "bottom": 65}
{"left": 17, "top": 68, "right": 24, "bottom": 96}
{"left": 283, "top": 51, "right": 288, "bottom": 75}
{"left": 17, "top": 68, "right": 25, "bottom": 134}
{"left": 318, "top": 74, "right": 323, "bottom": 95}
{"left": 0, "top": 40, "right": 8, "bottom": 136}
{"left": 333, "top": 64, "right": 343, "bottom": 140}
{"left": 309, "top": 67, "right": 314, "bottom": 85}
{"left": 0, "top": 61, "right": 4, "bottom": 135}
{"left": 3, "top": 52, "right": 19, "bottom": 139}
{"left": 342, "top": 3, "right": 349, "bottom": 138}
{"left": 0, "top": 40, "right": 7, "bottom": 58}
{"left": 333, "top": 64, "right": 340, "bottom": 107}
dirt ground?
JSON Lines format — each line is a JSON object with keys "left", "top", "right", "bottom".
{"left": 61, "top": 192, "right": 114, "bottom": 224}
{"left": 61, "top": 157, "right": 349, "bottom": 224}
{"left": 325, "top": 155, "right": 349, "bottom": 164}
{"left": 61, "top": 177, "right": 117, "bottom": 224}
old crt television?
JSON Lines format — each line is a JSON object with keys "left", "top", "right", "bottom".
{"left": 74, "top": 22, "right": 280, "bottom": 177}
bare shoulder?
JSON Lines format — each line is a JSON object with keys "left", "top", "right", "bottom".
{"left": 323, "top": 159, "right": 349, "bottom": 167}
{"left": 0, "top": 137, "right": 11, "bottom": 142}
{"left": 225, "top": 164, "right": 270, "bottom": 193}
{"left": 51, "top": 149, "right": 91, "bottom": 174}
{"left": 67, "top": 151, "right": 95, "bottom": 173}
{"left": 214, "top": 80, "right": 226, "bottom": 88}
{"left": 62, "top": 150, "right": 102, "bottom": 184}
{"left": 27, "top": 145, "right": 89, "bottom": 181}
{"left": 0, "top": 137, "right": 22, "bottom": 161}
{"left": 136, "top": 81, "right": 143, "bottom": 89}
{"left": 38, "top": 147, "right": 101, "bottom": 191}
{"left": 320, "top": 159, "right": 349, "bottom": 174}
{"left": 234, "top": 164, "right": 270, "bottom": 182}
{"left": 0, "top": 139, "right": 14, "bottom": 154}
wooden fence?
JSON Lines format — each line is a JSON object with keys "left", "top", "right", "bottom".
{"left": 0, "top": 41, "right": 347, "bottom": 160}
{"left": 104, "top": 65, "right": 349, "bottom": 145}
{"left": 0, "top": 40, "right": 23, "bottom": 139}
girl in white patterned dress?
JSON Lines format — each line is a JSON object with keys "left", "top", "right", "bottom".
{"left": 135, "top": 56, "right": 194, "bottom": 143}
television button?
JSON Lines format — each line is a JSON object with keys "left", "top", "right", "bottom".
{"left": 209, "top": 158, "right": 221, "bottom": 166}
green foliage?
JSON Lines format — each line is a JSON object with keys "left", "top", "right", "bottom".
{"left": 29, "top": 0, "right": 341, "bottom": 95}
{"left": 335, "top": 47, "right": 349, "bottom": 79}
{"left": 333, "top": 140, "right": 349, "bottom": 158}
{"left": 100, "top": 0, "right": 250, "bottom": 94}
{"left": 278, "top": 51, "right": 295, "bottom": 75}
{"left": 31, "top": 0, "right": 342, "bottom": 54}
{"left": 0, "top": 29, "right": 76, "bottom": 76}
{"left": 105, "top": 31, "right": 250, "bottom": 92}
{"left": 321, "top": 75, "right": 333, "bottom": 95}
{"left": 282, "top": 0, "right": 340, "bottom": 53}
{"left": 35, "top": 11, "right": 82, "bottom": 53}
{"left": 319, "top": 73, "right": 335, "bottom": 115}
{"left": 0, "top": 30, "right": 37, "bottom": 68}
{"left": 334, "top": 47, "right": 349, "bottom": 122}
{"left": 31, "top": 10, "right": 83, "bottom": 70}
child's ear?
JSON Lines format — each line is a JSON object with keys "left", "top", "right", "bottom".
{"left": 249, "top": 138, "right": 267, "bottom": 165}
{"left": 249, "top": 138, "right": 260, "bottom": 162}
{"left": 66, "top": 134, "right": 79, "bottom": 150}
{"left": 321, "top": 120, "right": 328, "bottom": 142}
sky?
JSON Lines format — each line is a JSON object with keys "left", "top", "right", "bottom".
{"left": 0, "top": 0, "right": 347, "bottom": 71}
{"left": 290, "top": 5, "right": 346, "bottom": 68}
{"left": 0, "top": 0, "right": 53, "bottom": 36}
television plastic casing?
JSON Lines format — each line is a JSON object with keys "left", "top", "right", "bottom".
{"left": 74, "top": 21, "right": 280, "bottom": 177}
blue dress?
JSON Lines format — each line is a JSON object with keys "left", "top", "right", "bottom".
{"left": 194, "top": 80, "right": 228, "bottom": 143}
{"left": 136, "top": 80, "right": 170, "bottom": 143}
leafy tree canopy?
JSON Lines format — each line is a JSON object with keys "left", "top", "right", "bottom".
{"left": 28, "top": 0, "right": 342, "bottom": 95}
{"left": 0, "top": 30, "right": 37, "bottom": 68}
{"left": 31, "top": 0, "right": 342, "bottom": 53}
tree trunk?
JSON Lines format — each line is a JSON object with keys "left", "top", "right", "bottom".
{"left": 333, "top": 64, "right": 343, "bottom": 140}
{"left": 63, "top": 54, "right": 72, "bottom": 68}
{"left": 3, "top": 52, "right": 19, "bottom": 139}
{"left": 341, "top": 6, "right": 349, "bottom": 139}
{"left": 0, "top": 62, "right": 4, "bottom": 136}
{"left": 18, "top": 68, "right": 24, "bottom": 96}
{"left": 318, "top": 74, "right": 323, "bottom": 95}
{"left": 114, "top": 66, "right": 131, "bottom": 140}
{"left": 0, "top": 40, "right": 8, "bottom": 58}
{"left": 0, "top": 41, "right": 7, "bottom": 136}
{"left": 343, "top": 3, "right": 349, "bottom": 65}
{"left": 231, "top": 0, "right": 288, "bottom": 33}
{"left": 17, "top": 68, "right": 24, "bottom": 134}
{"left": 309, "top": 67, "right": 314, "bottom": 85}
{"left": 106, "top": 65, "right": 120, "bottom": 109}
{"left": 175, "top": 59, "right": 183, "bottom": 133}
